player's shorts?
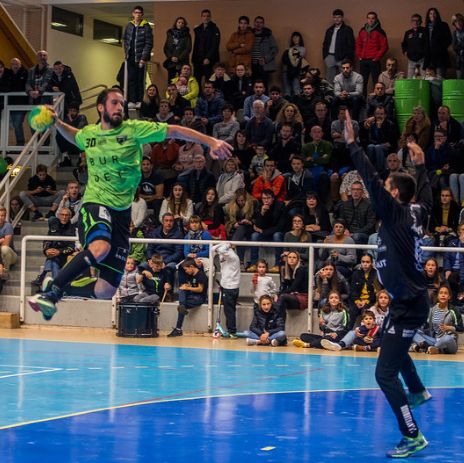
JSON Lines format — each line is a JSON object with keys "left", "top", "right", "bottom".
{"left": 78, "top": 202, "right": 131, "bottom": 287}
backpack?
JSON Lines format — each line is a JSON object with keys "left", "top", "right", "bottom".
{"left": 140, "top": 214, "right": 158, "bottom": 238}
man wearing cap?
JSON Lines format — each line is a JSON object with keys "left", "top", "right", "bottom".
{"left": 322, "top": 9, "right": 356, "bottom": 85}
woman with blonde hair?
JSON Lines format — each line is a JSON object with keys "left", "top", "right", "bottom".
{"left": 399, "top": 106, "right": 431, "bottom": 150}
{"left": 274, "top": 102, "right": 303, "bottom": 144}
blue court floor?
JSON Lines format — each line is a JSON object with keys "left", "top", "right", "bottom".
{"left": 0, "top": 335, "right": 463, "bottom": 462}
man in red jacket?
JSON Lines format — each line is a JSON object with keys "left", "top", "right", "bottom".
{"left": 252, "top": 158, "right": 287, "bottom": 201}
{"left": 356, "top": 12, "right": 388, "bottom": 97}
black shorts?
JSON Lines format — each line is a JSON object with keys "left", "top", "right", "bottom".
{"left": 78, "top": 202, "right": 131, "bottom": 285}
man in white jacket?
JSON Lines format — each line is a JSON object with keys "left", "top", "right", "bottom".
{"left": 212, "top": 242, "right": 241, "bottom": 338}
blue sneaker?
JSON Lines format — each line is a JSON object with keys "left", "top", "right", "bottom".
{"left": 28, "top": 279, "right": 62, "bottom": 321}
{"left": 387, "top": 431, "right": 428, "bottom": 458}
{"left": 407, "top": 389, "right": 432, "bottom": 409}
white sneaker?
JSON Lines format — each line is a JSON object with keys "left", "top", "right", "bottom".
{"left": 128, "top": 102, "right": 136, "bottom": 109}
{"left": 321, "top": 339, "right": 342, "bottom": 351}
{"left": 246, "top": 338, "right": 259, "bottom": 346}
{"left": 271, "top": 339, "right": 280, "bottom": 347}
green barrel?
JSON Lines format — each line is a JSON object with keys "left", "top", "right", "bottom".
{"left": 442, "top": 80, "right": 464, "bottom": 123}
{"left": 395, "top": 79, "right": 430, "bottom": 133}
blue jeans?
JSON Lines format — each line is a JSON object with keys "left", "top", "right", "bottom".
{"left": 250, "top": 231, "right": 284, "bottom": 267}
{"left": 339, "top": 330, "right": 357, "bottom": 348}
{"left": 366, "top": 144, "right": 389, "bottom": 171}
{"left": 10, "top": 110, "right": 26, "bottom": 145}
{"left": 176, "top": 290, "right": 206, "bottom": 328}
{"left": 413, "top": 330, "right": 458, "bottom": 354}
{"left": 43, "top": 257, "right": 62, "bottom": 279}
{"left": 243, "top": 330, "right": 287, "bottom": 345}
{"left": 283, "top": 74, "right": 300, "bottom": 97}
{"left": 449, "top": 173, "right": 464, "bottom": 204}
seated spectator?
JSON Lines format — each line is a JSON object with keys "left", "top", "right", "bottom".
{"left": 9, "top": 195, "right": 25, "bottom": 235}
{"left": 180, "top": 215, "right": 212, "bottom": 283}
{"left": 293, "top": 290, "right": 349, "bottom": 348}
{"left": 431, "top": 105, "right": 463, "bottom": 147}
{"left": 135, "top": 253, "right": 172, "bottom": 304}
{"left": 217, "top": 158, "right": 245, "bottom": 206}
{"left": 284, "top": 156, "right": 314, "bottom": 214}
{"left": 268, "top": 124, "right": 300, "bottom": 175}
{"left": 146, "top": 212, "right": 184, "bottom": 295}
{"left": 377, "top": 57, "right": 405, "bottom": 95}
{"left": 336, "top": 181, "right": 376, "bottom": 245}
{"left": 444, "top": 222, "right": 464, "bottom": 301}
{"left": 252, "top": 158, "right": 286, "bottom": 202}
{"left": 301, "top": 191, "right": 331, "bottom": 241}
{"left": 225, "top": 188, "right": 258, "bottom": 270}
{"left": 332, "top": 59, "right": 363, "bottom": 121}
{"left": 153, "top": 99, "right": 178, "bottom": 124}
{"left": 197, "top": 188, "right": 226, "bottom": 240}
{"left": 274, "top": 103, "right": 303, "bottom": 145}
{"left": 314, "top": 262, "right": 350, "bottom": 307}
{"left": 337, "top": 170, "right": 368, "bottom": 202}
{"left": 423, "top": 258, "right": 447, "bottom": 306}
{"left": 0, "top": 206, "right": 18, "bottom": 280}
{"left": 299, "top": 67, "right": 334, "bottom": 104}
{"left": 265, "top": 86, "right": 288, "bottom": 122}
{"left": 243, "top": 79, "right": 270, "bottom": 122}
{"left": 245, "top": 100, "right": 274, "bottom": 147}
{"left": 19, "top": 164, "right": 64, "bottom": 222}
{"left": 159, "top": 183, "right": 193, "bottom": 231}
{"left": 179, "top": 106, "right": 206, "bottom": 135}
{"left": 213, "top": 103, "right": 240, "bottom": 145}
{"left": 302, "top": 125, "right": 332, "bottom": 203}
{"left": 73, "top": 152, "right": 88, "bottom": 190}
{"left": 348, "top": 253, "right": 381, "bottom": 329}
{"left": 128, "top": 220, "right": 146, "bottom": 265}
{"left": 166, "top": 83, "right": 189, "bottom": 119}
{"left": 56, "top": 181, "right": 83, "bottom": 225}
{"left": 179, "top": 154, "right": 216, "bottom": 205}
{"left": 428, "top": 188, "right": 460, "bottom": 246}
{"left": 363, "top": 83, "right": 394, "bottom": 124}
{"left": 331, "top": 106, "right": 359, "bottom": 173}
{"left": 425, "top": 128, "right": 457, "bottom": 190}
{"left": 318, "top": 219, "right": 356, "bottom": 278}
{"left": 293, "top": 82, "right": 323, "bottom": 123}
{"left": 31, "top": 208, "right": 75, "bottom": 285}
{"left": 282, "top": 215, "right": 311, "bottom": 263}
{"left": 131, "top": 187, "right": 147, "bottom": 228}
{"left": 117, "top": 257, "right": 141, "bottom": 303}
{"left": 249, "top": 260, "right": 278, "bottom": 308}
{"left": 366, "top": 106, "right": 398, "bottom": 172}
{"left": 245, "top": 295, "right": 287, "bottom": 346}
{"left": 208, "top": 62, "right": 233, "bottom": 101}
{"left": 249, "top": 143, "right": 268, "bottom": 185}
{"left": 140, "top": 84, "right": 161, "bottom": 120}
{"left": 303, "top": 102, "right": 332, "bottom": 144}
{"left": 399, "top": 106, "right": 431, "bottom": 151}
{"left": 232, "top": 129, "right": 255, "bottom": 175}
{"left": 151, "top": 138, "right": 179, "bottom": 192}
{"left": 247, "top": 188, "right": 286, "bottom": 273}
{"left": 168, "top": 258, "right": 208, "bottom": 337}
{"left": 194, "top": 81, "right": 225, "bottom": 134}
{"left": 173, "top": 141, "right": 204, "bottom": 174}
{"left": 379, "top": 154, "right": 408, "bottom": 184}
{"left": 229, "top": 63, "right": 253, "bottom": 110}
{"left": 170, "top": 64, "right": 199, "bottom": 107}
{"left": 275, "top": 250, "right": 308, "bottom": 311}
{"left": 411, "top": 286, "right": 463, "bottom": 355}
{"left": 56, "top": 102, "right": 88, "bottom": 167}
{"left": 139, "top": 156, "right": 164, "bottom": 219}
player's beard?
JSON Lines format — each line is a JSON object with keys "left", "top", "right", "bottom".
{"left": 103, "top": 109, "right": 123, "bottom": 128}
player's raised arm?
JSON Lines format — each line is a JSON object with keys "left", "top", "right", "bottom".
{"left": 45, "top": 105, "right": 79, "bottom": 146}
{"left": 407, "top": 140, "right": 425, "bottom": 166}
{"left": 165, "top": 125, "right": 233, "bottom": 160}
{"left": 343, "top": 109, "right": 356, "bottom": 145}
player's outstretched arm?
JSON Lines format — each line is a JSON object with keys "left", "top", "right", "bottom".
{"left": 45, "top": 105, "right": 79, "bottom": 146}
{"left": 343, "top": 109, "right": 356, "bottom": 145}
{"left": 165, "top": 125, "right": 233, "bottom": 160}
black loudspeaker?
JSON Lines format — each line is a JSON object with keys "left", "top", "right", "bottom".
{"left": 117, "top": 303, "right": 159, "bottom": 338}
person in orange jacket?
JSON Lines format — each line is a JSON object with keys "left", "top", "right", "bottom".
{"left": 252, "top": 158, "right": 287, "bottom": 202}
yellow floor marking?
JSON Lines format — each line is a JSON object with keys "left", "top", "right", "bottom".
{"left": 261, "top": 447, "right": 275, "bottom": 451}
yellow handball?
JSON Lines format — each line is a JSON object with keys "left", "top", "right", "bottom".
{"left": 29, "top": 105, "right": 55, "bottom": 132}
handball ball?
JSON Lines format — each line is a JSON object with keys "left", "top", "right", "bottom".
{"left": 0, "top": 158, "right": 8, "bottom": 174}
{"left": 29, "top": 105, "right": 55, "bottom": 132}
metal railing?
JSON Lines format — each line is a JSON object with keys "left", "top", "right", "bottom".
{"left": 20, "top": 235, "right": 459, "bottom": 331}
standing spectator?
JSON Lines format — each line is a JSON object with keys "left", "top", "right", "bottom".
{"left": 163, "top": 17, "right": 192, "bottom": 84}
{"left": 194, "top": 81, "right": 225, "bottom": 134}
{"left": 0, "top": 62, "right": 11, "bottom": 118}
{"left": 378, "top": 58, "right": 405, "bottom": 96}
{"left": 243, "top": 80, "right": 270, "bottom": 122}
{"left": 226, "top": 16, "right": 254, "bottom": 74}
{"left": 0, "top": 206, "right": 17, "bottom": 281}
{"left": 252, "top": 158, "right": 286, "bottom": 202}
{"left": 282, "top": 32, "right": 306, "bottom": 97}
{"left": 192, "top": 9, "right": 220, "bottom": 85}
{"left": 452, "top": 14, "right": 464, "bottom": 79}
{"left": 251, "top": 16, "right": 278, "bottom": 88}
{"left": 216, "top": 158, "right": 245, "bottom": 206}
{"left": 355, "top": 12, "right": 389, "bottom": 96}
{"left": 140, "top": 84, "right": 161, "bottom": 121}
{"left": 138, "top": 156, "right": 164, "bottom": 218}
{"left": 423, "top": 7, "right": 452, "bottom": 78}
{"left": 8, "top": 58, "right": 28, "bottom": 147}
{"left": 332, "top": 59, "right": 364, "bottom": 121}
{"left": 322, "top": 9, "right": 356, "bottom": 85}
{"left": 31, "top": 208, "right": 76, "bottom": 285}
{"left": 123, "top": 6, "right": 153, "bottom": 109}
{"left": 402, "top": 14, "right": 428, "bottom": 78}
{"left": 247, "top": 189, "right": 286, "bottom": 273}
{"left": 249, "top": 260, "right": 278, "bottom": 307}
{"left": 170, "top": 64, "right": 199, "bottom": 108}
{"left": 48, "top": 61, "right": 82, "bottom": 110}
{"left": 245, "top": 100, "right": 274, "bottom": 147}
{"left": 19, "top": 164, "right": 64, "bottom": 221}
{"left": 178, "top": 154, "right": 216, "bottom": 205}
{"left": 25, "top": 50, "right": 53, "bottom": 105}
{"left": 229, "top": 63, "right": 253, "bottom": 110}
{"left": 213, "top": 104, "right": 240, "bottom": 145}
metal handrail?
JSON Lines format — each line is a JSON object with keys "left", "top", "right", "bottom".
{"left": 20, "top": 235, "right": 456, "bottom": 331}
{"left": 79, "top": 84, "right": 108, "bottom": 111}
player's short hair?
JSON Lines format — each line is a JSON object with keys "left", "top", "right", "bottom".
{"left": 151, "top": 253, "right": 164, "bottom": 265}
{"left": 182, "top": 257, "right": 197, "bottom": 268}
{"left": 388, "top": 172, "right": 417, "bottom": 204}
{"left": 96, "top": 87, "right": 123, "bottom": 108}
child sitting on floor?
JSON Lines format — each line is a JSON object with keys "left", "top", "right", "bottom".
{"left": 244, "top": 295, "right": 287, "bottom": 347}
